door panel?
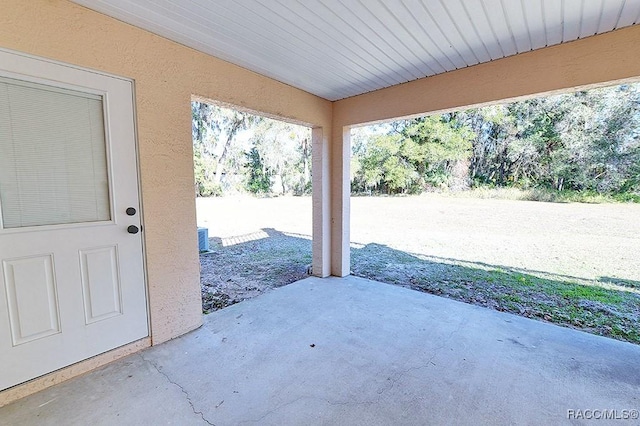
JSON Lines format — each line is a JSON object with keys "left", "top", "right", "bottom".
{"left": 0, "top": 49, "right": 148, "bottom": 391}
{"left": 2, "top": 255, "right": 61, "bottom": 345}
{"left": 79, "top": 246, "right": 122, "bottom": 324}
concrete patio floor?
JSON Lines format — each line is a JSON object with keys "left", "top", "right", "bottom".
{"left": 2, "top": 276, "right": 639, "bottom": 425}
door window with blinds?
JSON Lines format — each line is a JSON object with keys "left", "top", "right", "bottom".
{"left": 0, "top": 76, "right": 111, "bottom": 229}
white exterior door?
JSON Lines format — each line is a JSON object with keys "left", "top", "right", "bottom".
{"left": 0, "top": 50, "right": 148, "bottom": 391}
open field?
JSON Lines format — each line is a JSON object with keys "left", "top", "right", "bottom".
{"left": 350, "top": 195, "right": 640, "bottom": 283}
{"left": 197, "top": 195, "right": 640, "bottom": 343}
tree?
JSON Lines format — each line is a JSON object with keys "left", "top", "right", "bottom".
{"left": 211, "top": 108, "right": 259, "bottom": 185}
{"left": 454, "top": 84, "right": 640, "bottom": 194}
{"left": 351, "top": 83, "right": 640, "bottom": 197}
{"left": 192, "top": 102, "right": 219, "bottom": 196}
{"left": 399, "top": 114, "right": 474, "bottom": 188}
{"left": 192, "top": 101, "right": 261, "bottom": 195}
{"left": 246, "top": 120, "right": 312, "bottom": 195}
{"left": 351, "top": 115, "right": 474, "bottom": 194}
{"left": 245, "top": 146, "right": 271, "bottom": 194}
{"left": 557, "top": 86, "right": 640, "bottom": 192}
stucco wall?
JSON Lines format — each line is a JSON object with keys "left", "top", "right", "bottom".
{"left": 0, "top": 0, "right": 332, "bottom": 348}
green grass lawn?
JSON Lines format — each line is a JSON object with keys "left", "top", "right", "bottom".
{"left": 351, "top": 243, "right": 640, "bottom": 344}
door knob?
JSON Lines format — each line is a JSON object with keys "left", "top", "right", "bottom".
{"left": 127, "top": 225, "right": 139, "bottom": 234}
{"left": 126, "top": 207, "right": 137, "bottom": 216}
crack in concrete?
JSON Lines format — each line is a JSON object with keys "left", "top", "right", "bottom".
{"left": 169, "top": 318, "right": 467, "bottom": 425}
{"left": 139, "top": 354, "right": 216, "bottom": 426}
{"left": 237, "top": 395, "right": 311, "bottom": 425}
{"left": 237, "top": 382, "right": 381, "bottom": 424}
{"left": 375, "top": 317, "right": 469, "bottom": 398}
{"left": 324, "top": 396, "right": 377, "bottom": 408}
{"left": 238, "top": 394, "right": 374, "bottom": 425}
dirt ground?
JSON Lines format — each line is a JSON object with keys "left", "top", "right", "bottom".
{"left": 197, "top": 196, "right": 312, "bottom": 312}
{"left": 197, "top": 195, "right": 640, "bottom": 341}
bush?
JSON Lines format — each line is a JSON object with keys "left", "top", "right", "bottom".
{"left": 197, "top": 181, "right": 223, "bottom": 197}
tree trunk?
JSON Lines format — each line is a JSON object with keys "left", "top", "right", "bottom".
{"left": 213, "top": 119, "right": 244, "bottom": 184}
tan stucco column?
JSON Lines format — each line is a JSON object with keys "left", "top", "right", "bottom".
{"left": 312, "top": 127, "right": 331, "bottom": 277}
{"left": 329, "top": 125, "right": 351, "bottom": 277}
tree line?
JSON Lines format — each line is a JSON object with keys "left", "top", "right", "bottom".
{"left": 193, "top": 84, "right": 640, "bottom": 199}
{"left": 351, "top": 84, "right": 640, "bottom": 197}
{"left": 192, "top": 102, "right": 311, "bottom": 196}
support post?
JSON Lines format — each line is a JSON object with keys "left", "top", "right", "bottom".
{"left": 330, "top": 126, "right": 350, "bottom": 277}
{"left": 312, "top": 127, "right": 331, "bottom": 277}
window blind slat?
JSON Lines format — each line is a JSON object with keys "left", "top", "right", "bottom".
{"left": 0, "top": 77, "right": 110, "bottom": 229}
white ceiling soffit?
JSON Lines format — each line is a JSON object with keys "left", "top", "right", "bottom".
{"left": 72, "top": 0, "right": 640, "bottom": 101}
